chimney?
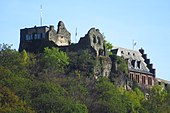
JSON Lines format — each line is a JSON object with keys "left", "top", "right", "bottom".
{"left": 139, "top": 48, "right": 144, "bottom": 54}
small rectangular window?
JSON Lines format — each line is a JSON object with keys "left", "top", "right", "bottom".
{"left": 148, "top": 77, "right": 152, "bottom": 85}
{"left": 34, "top": 34, "right": 38, "bottom": 39}
{"left": 136, "top": 75, "right": 139, "bottom": 83}
{"left": 129, "top": 73, "right": 133, "bottom": 80}
{"left": 37, "top": 34, "right": 41, "bottom": 39}
{"left": 42, "top": 33, "right": 46, "bottom": 38}
{"left": 142, "top": 76, "right": 146, "bottom": 84}
{"left": 30, "top": 34, "right": 33, "bottom": 40}
{"left": 26, "top": 35, "right": 29, "bottom": 40}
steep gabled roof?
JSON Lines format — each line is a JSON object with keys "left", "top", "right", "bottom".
{"left": 112, "top": 46, "right": 155, "bottom": 76}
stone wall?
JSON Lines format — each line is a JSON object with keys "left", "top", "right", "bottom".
{"left": 48, "top": 21, "right": 71, "bottom": 46}
{"left": 19, "top": 21, "right": 71, "bottom": 53}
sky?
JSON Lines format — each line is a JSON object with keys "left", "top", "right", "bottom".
{"left": 0, "top": 0, "right": 170, "bottom": 81}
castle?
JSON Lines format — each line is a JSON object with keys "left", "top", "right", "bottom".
{"left": 19, "top": 21, "right": 169, "bottom": 88}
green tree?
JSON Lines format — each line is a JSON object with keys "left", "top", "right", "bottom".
{"left": 68, "top": 50, "right": 97, "bottom": 77}
{"left": 0, "top": 47, "right": 29, "bottom": 76}
{"left": 143, "top": 85, "right": 170, "bottom": 113}
{"left": 0, "top": 86, "right": 35, "bottom": 113}
{"left": 103, "top": 39, "right": 113, "bottom": 55}
{"left": 122, "top": 88, "right": 146, "bottom": 113}
{"left": 30, "top": 81, "right": 88, "bottom": 113}
{"left": 42, "top": 47, "right": 69, "bottom": 73}
{"left": 91, "top": 77, "right": 126, "bottom": 113}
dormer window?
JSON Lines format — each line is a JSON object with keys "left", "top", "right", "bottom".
{"left": 137, "top": 61, "right": 141, "bottom": 69}
{"left": 131, "top": 60, "right": 135, "bottom": 67}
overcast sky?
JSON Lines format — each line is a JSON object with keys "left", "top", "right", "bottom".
{"left": 1, "top": 0, "right": 170, "bottom": 81}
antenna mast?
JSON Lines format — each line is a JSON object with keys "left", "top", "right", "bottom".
{"left": 133, "top": 40, "right": 137, "bottom": 50}
{"left": 40, "top": 4, "right": 43, "bottom": 26}
{"left": 75, "top": 27, "right": 77, "bottom": 43}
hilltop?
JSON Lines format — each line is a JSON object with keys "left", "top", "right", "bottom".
{"left": 0, "top": 43, "right": 170, "bottom": 113}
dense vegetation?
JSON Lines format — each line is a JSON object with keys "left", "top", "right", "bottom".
{"left": 0, "top": 44, "right": 170, "bottom": 113}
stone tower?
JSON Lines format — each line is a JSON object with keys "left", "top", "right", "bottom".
{"left": 19, "top": 21, "right": 71, "bottom": 52}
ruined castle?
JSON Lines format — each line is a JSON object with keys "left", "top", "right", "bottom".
{"left": 19, "top": 21, "right": 169, "bottom": 88}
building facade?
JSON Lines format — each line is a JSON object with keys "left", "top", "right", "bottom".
{"left": 112, "top": 47, "right": 156, "bottom": 87}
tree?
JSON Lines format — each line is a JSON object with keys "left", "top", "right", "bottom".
{"left": 91, "top": 77, "right": 126, "bottom": 113}
{"left": 122, "top": 88, "right": 146, "bottom": 113}
{"left": 0, "top": 86, "right": 35, "bottom": 113}
{"left": 143, "top": 85, "right": 170, "bottom": 113}
{"left": 68, "top": 50, "right": 97, "bottom": 77}
{"left": 30, "top": 81, "right": 88, "bottom": 113}
{"left": 0, "top": 46, "right": 29, "bottom": 76}
{"left": 102, "top": 34, "right": 113, "bottom": 55}
{"left": 42, "top": 47, "right": 69, "bottom": 73}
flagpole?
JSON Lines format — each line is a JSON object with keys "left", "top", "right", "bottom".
{"left": 133, "top": 40, "right": 137, "bottom": 50}
{"left": 75, "top": 27, "right": 77, "bottom": 43}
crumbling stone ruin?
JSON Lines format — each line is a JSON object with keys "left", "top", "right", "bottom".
{"left": 75, "top": 28, "right": 112, "bottom": 78}
{"left": 50, "top": 21, "right": 71, "bottom": 46}
{"left": 19, "top": 21, "right": 112, "bottom": 78}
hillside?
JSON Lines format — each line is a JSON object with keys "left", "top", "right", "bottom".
{"left": 0, "top": 44, "right": 170, "bottom": 113}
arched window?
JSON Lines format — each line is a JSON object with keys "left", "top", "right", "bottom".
{"left": 93, "top": 35, "right": 97, "bottom": 43}
{"left": 97, "top": 36, "right": 101, "bottom": 45}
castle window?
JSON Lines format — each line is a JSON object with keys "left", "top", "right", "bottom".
{"left": 37, "top": 34, "right": 41, "bottom": 39}
{"left": 97, "top": 36, "right": 101, "bottom": 45}
{"left": 26, "top": 34, "right": 33, "bottom": 41}
{"left": 99, "top": 49, "right": 104, "bottom": 56}
{"left": 128, "top": 52, "right": 130, "bottom": 55}
{"left": 93, "top": 35, "right": 97, "bottom": 43}
{"left": 42, "top": 33, "right": 46, "bottom": 38}
{"left": 26, "top": 35, "right": 29, "bottom": 40}
{"left": 121, "top": 51, "right": 124, "bottom": 54}
{"left": 133, "top": 53, "right": 135, "bottom": 56}
{"left": 105, "top": 71, "right": 108, "bottom": 77}
{"left": 34, "top": 34, "right": 38, "bottom": 39}
{"left": 30, "top": 34, "right": 33, "bottom": 40}
{"left": 158, "top": 82, "right": 161, "bottom": 85}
